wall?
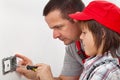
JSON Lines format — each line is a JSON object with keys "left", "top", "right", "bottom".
{"left": 0, "top": 0, "right": 120, "bottom": 80}
{"left": 0, "top": 0, "right": 65, "bottom": 79}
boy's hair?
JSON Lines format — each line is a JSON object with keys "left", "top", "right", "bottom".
{"left": 43, "top": 0, "right": 85, "bottom": 20}
{"left": 80, "top": 20, "right": 120, "bottom": 58}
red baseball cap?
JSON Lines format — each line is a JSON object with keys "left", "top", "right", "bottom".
{"left": 69, "top": 1, "right": 120, "bottom": 34}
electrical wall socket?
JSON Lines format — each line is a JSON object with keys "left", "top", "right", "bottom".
{"left": 2, "top": 56, "right": 17, "bottom": 75}
{"left": 4, "top": 59, "right": 11, "bottom": 73}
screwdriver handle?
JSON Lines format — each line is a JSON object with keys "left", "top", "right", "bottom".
{"left": 26, "top": 65, "right": 38, "bottom": 71}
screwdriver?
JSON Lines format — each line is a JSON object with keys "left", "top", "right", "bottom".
{"left": 26, "top": 65, "right": 38, "bottom": 72}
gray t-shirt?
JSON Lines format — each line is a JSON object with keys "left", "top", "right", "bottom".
{"left": 61, "top": 42, "right": 84, "bottom": 76}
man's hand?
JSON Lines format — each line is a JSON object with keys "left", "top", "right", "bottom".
{"left": 15, "top": 54, "right": 37, "bottom": 79}
{"left": 35, "top": 63, "right": 54, "bottom": 80}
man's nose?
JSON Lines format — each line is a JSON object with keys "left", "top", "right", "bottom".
{"left": 53, "top": 30, "right": 60, "bottom": 39}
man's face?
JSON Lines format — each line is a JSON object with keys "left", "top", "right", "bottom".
{"left": 45, "top": 10, "right": 81, "bottom": 45}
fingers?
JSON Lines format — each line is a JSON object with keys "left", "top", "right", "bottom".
{"left": 15, "top": 54, "right": 31, "bottom": 61}
{"left": 35, "top": 63, "right": 51, "bottom": 73}
{"left": 15, "top": 53, "right": 33, "bottom": 65}
{"left": 34, "top": 63, "right": 54, "bottom": 80}
{"left": 16, "top": 66, "right": 27, "bottom": 75}
{"left": 16, "top": 65, "right": 37, "bottom": 79}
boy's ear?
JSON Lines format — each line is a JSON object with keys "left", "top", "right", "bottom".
{"left": 102, "top": 28, "right": 106, "bottom": 39}
{"left": 73, "top": 19, "right": 78, "bottom": 23}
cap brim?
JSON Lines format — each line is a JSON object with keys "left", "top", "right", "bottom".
{"left": 69, "top": 12, "right": 93, "bottom": 21}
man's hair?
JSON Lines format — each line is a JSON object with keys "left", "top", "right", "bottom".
{"left": 43, "top": 0, "right": 85, "bottom": 20}
{"left": 80, "top": 20, "right": 120, "bottom": 58}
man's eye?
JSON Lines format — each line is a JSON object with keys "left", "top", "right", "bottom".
{"left": 57, "top": 26, "right": 61, "bottom": 29}
{"left": 54, "top": 25, "right": 62, "bottom": 29}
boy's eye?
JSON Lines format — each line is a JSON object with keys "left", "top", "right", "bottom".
{"left": 82, "top": 32, "right": 86, "bottom": 34}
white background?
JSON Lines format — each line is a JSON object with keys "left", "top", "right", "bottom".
{"left": 0, "top": 0, "right": 120, "bottom": 80}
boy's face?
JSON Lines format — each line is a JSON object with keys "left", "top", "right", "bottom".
{"left": 80, "top": 25, "right": 97, "bottom": 56}
{"left": 80, "top": 25, "right": 104, "bottom": 56}
{"left": 45, "top": 10, "right": 81, "bottom": 45}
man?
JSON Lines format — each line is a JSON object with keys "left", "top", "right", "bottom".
{"left": 16, "top": 0, "right": 86, "bottom": 80}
